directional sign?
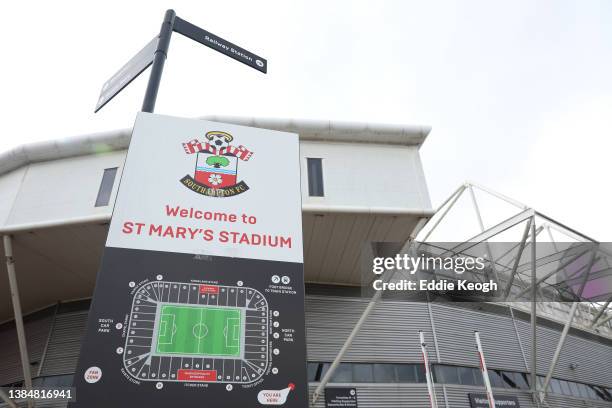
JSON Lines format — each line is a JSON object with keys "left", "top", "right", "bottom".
{"left": 95, "top": 36, "right": 159, "bottom": 112}
{"left": 325, "top": 387, "right": 358, "bottom": 408}
{"left": 71, "top": 113, "right": 307, "bottom": 407}
{"left": 174, "top": 17, "right": 267, "bottom": 73}
{"left": 468, "top": 393, "right": 520, "bottom": 408}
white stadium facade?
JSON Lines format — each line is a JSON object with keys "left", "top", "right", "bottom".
{"left": 0, "top": 117, "right": 611, "bottom": 407}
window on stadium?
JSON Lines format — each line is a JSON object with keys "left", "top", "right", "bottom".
{"left": 94, "top": 167, "right": 118, "bottom": 207}
{"left": 306, "top": 158, "right": 324, "bottom": 197}
{"left": 306, "top": 362, "right": 612, "bottom": 402}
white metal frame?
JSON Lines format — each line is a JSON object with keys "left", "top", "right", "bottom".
{"left": 419, "top": 182, "right": 612, "bottom": 405}
{"left": 2, "top": 235, "right": 33, "bottom": 408}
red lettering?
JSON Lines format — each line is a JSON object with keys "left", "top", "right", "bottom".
{"left": 203, "top": 229, "right": 214, "bottom": 241}
{"left": 281, "top": 237, "right": 292, "bottom": 248}
{"left": 162, "top": 226, "right": 175, "bottom": 238}
{"left": 122, "top": 221, "right": 133, "bottom": 234}
{"left": 165, "top": 205, "right": 180, "bottom": 216}
{"left": 135, "top": 223, "right": 145, "bottom": 234}
{"left": 149, "top": 224, "right": 163, "bottom": 236}
{"left": 176, "top": 227, "right": 186, "bottom": 239}
{"left": 188, "top": 227, "right": 199, "bottom": 239}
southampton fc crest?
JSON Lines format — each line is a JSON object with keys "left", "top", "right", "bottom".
{"left": 180, "top": 131, "right": 253, "bottom": 197}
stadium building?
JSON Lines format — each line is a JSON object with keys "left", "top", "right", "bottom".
{"left": 0, "top": 117, "right": 610, "bottom": 407}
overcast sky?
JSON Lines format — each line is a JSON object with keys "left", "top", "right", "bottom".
{"left": 1, "top": 1, "right": 610, "bottom": 239}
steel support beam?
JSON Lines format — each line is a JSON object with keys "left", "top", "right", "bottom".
{"left": 576, "top": 249, "right": 598, "bottom": 298}
{"left": 590, "top": 296, "right": 612, "bottom": 328}
{"left": 593, "top": 312, "right": 612, "bottom": 329}
{"left": 540, "top": 249, "right": 598, "bottom": 402}
{"left": 530, "top": 219, "right": 540, "bottom": 407}
{"left": 513, "top": 242, "right": 592, "bottom": 276}
{"left": 445, "top": 209, "right": 535, "bottom": 257}
{"left": 536, "top": 212, "right": 597, "bottom": 244}
{"left": 493, "top": 224, "right": 540, "bottom": 270}
{"left": 497, "top": 226, "right": 543, "bottom": 292}
{"left": 0, "top": 388, "right": 18, "bottom": 408}
{"left": 37, "top": 303, "right": 60, "bottom": 376}
{"left": 539, "top": 303, "right": 578, "bottom": 402}
{"left": 310, "top": 273, "right": 385, "bottom": 405}
{"left": 468, "top": 185, "right": 500, "bottom": 285}
{"left": 468, "top": 181, "right": 529, "bottom": 211}
{"left": 3, "top": 235, "right": 33, "bottom": 408}
{"left": 508, "top": 306, "right": 529, "bottom": 371}
{"left": 514, "top": 248, "right": 591, "bottom": 300}
{"left": 310, "top": 217, "right": 428, "bottom": 405}
{"left": 421, "top": 184, "right": 466, "bottom": 242}
{"left": 503, "top": 218, "right": 532, "bottom": 299}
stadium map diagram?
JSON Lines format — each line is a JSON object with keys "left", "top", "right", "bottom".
{"left": 122, "top": 278, "right": 270, "bottom": 386}
{"left": 71, "top": 248, "right": 308, "bottom": 408}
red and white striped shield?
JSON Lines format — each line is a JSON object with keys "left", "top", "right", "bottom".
{"left": 194, "top": 152, "right": 238, "bottom": 188}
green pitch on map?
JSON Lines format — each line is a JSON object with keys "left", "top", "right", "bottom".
{"left": 156, "top": 305, "right": 241, "bottom": 356}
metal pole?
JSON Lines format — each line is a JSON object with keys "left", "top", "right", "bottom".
{"left": 514, "top": 248, "right": 589, "bottom": 300}
{"left": 3, "top": 235, "right": 33, "bottom": 408}
{"left": 474, "top": 331, "right": 495, "bottom": 408}
{"left": 508, "top": 306, "right": 529, "bottom": 371}
{"left": 311, "top": 285, "right": 383, "bottom": 405}
{"left": 425, "top": 294, "right": 441, "bottom": 364}
{"left": 0, "top": 388, "right": 18, "bottom": 408}
{"left": 589, "top": 296, "right": 611, "bottom": 328}
{"left": 530, "top": 219, "right": 539, "bottom": 407}
{"left": 37, "top": 302, "right": 59, "bottom": 376}
{"left": 310, "top": 217, "right": 428, "bottom": 405}
{"left": 593, "top": 312, "right": 612, "bottom": 329}
{"left": 141, "top": 9, "right": 176, "bottom": 113}
{"left": 468, "top": 181, "right": 529, "bottom": 211}
{"left": 419, "top": 331, "right": 439, "bottom": 408}
{"left": 420, "top": 185, "right": 466, "bottom": 242}
{"left": 539, "top": 302, "right": 578, "bottom": 403}
{"left": 467, "top": 185, "right": 500, "bottom": 286}
{"left": 503, "top": 218, "right": 532, "bottom": 299}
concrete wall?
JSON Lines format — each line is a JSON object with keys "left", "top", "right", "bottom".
{"left": 300, "top": 141, "right": 431, "bottom": 210}
{"left": 0, "top": 140, "right": 432, "bottom": 230}
{"left": 0, "top": 151, "right": 125, "bottom": 227}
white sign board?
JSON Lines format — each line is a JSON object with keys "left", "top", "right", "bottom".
{"left": 107, "top": 112, "right": 303, "bottom": 263}
{"left": 73, "top": 113, "right": 309, "bottom": 408}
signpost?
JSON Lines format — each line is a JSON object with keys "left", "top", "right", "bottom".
{"left": 94, "top": 36, "right": 159, "bottom": 113}
{"left": 93, "top": 9, "right": 266, "bottom": 114}
{"left": 173, "top": 17, "right": 267, "bottom": 73}
{"left": 75, "top": 10, "right": 306, "bottom": 407}
{"left": 324, "top": 387, "right": 358, "bottom": 408}
{"left": 71, "top": 113, "right": 307, "bottom": 407}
